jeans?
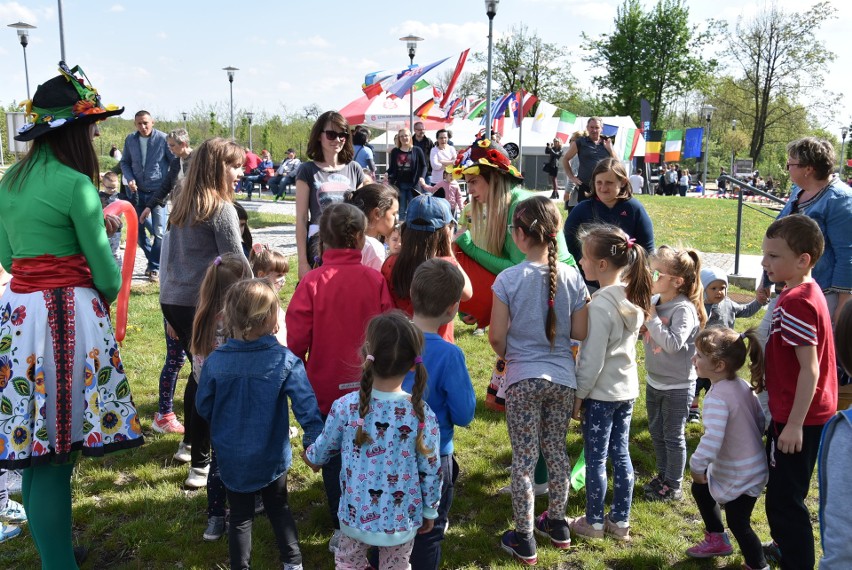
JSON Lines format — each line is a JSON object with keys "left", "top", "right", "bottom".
{"left": 227, "top": 473, "right": 301, "bottom": 570}
{"left": 395, "top": 181, "right": 417, "bottom": 217}
{"left": 133, "top": 190, "right": 164, "bottom": 271}
{"left": 269, "top": 175, "right": 296, "bottom": 197}
{"left": 645, "top": 385, "right": 690, "bottom": 487}
{"left": 692, "top": 482, "right": 765, "bottom": 568}
{"left": 582, "top": 399, "right": 635, "bottom": 525}
{"left": 241, "top": 175, "right": 264, "bottom": 199}
{"left": 410, "top": 454, "right": 459, "bottom": 570}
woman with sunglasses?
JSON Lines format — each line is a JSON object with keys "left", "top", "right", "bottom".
{"left": 295, "top": 111, "right": 370, "bottom": 278}
{"left": 387, "top": 127, "right": 428, "bottom": 218}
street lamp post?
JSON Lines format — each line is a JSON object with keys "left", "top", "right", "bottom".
{"left": 222, "top": 66, "right": 239, "bottom": 140}
{"left": 840, "top": 126, "right": 849, "bottom": 176}
{"left": 484, "top": 0, "right": 500, "bottom": 140}
{"left": 247, "top": 112, "right": 254, "bottom": 150}
{"left": 57, "top": 0, "right": 66, "bottom": 61}
{"left": 8, "top": 22, "right": 36, "bottom": 106}
{"left": 399, "top": 35, "right": 423, "bottom": 130}
{"left": 730, "top": 119, "right": 737, "bottom": 178}
{"left": 700, "top": 104, "right": 715, "bottom": 189}
{"left": 182, "top": 111, "right": 188, "bottom": 132}
{"left": 517, "top": 64, "right": 527, "bottom": 170}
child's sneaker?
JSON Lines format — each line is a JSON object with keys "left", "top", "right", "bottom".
{"left": 686, "top": 531, "right": 733, "bottom": 558}
{"left": 328, "top": 529, "right": 342, "bottom": 553}
{"left": 569, "top": 515, "right": 605, "bottom": 540}
{"left": 202, "top": 515, "right": 227, "bottom": 541}
{"left": 500, "top": 529, "right": 537, "bottom": 566}
{"left": 173, "top": 441, "right": 191, "bottom": 463}
{"left": 642, "top": 474, "right": 664, "bottom": 495}
{"left": 288, "top": 426, "right": 299, "bottom": 440}
{"left": 153, "top": 412, "right": 185, "bottom": 434}
{"left": 0, "top": 499, "right": 27, "bottom": 524}
{"left": 688, "top": 407, "right": 701, "bottom": 424}
{"left": 761, "top": 540, "right": 782, "bottom": 565}
{"left": 185, "top": 465, "right": 210, "bottom": 489}
{"left": 533, "top": 511, "right": 571, "bottom": 549}
{"left": 645, "top": 481, "right": 683, "bottom": 502}
{"left": 603, "top": 514, "right": 631, "bottom": 542}
{"left": 282, "top": 565, "right": 303, "bottom": 570}
{"left": 0, "top": 523, "right": 21, "bottom": 543}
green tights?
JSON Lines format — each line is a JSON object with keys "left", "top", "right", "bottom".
{"left": 22, "top": 460, "right": 78, "bottom": 570}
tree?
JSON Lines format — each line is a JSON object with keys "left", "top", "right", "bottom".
{"left": 433, "top": 69, "right": 484, "bottom": 100}
{"left": 584, "top": 0, "right": 717, "bottom": 126}
{"left": 721, "top": 2, "right": 837, "bottom": 163}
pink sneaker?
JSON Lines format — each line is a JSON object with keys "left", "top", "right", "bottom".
{"left": 686, "top": 531, "right": 733, "bottom": 558}
{"left": 153, "top": 412, "right": 185, "bottom": 434}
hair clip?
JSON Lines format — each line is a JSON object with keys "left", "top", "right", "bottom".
{"left": 356, "top": 418, "right": 364, "bottom": 427}
{"left": 610, "top": 244, "right": 618, "bottom": 257}
{"left": 739, "top": 332, "right": 746, "bottom": 341}
{"left": 548, "top": 298, "right": 555, "bottom": 308}
{"left": 549, "top": 232, "right": 557, "bottom": 238}
{"left": 252, "top": 243, "right": 263, "bottom": 254}
{"left": 418, "top": 422, "right": 425, "bottom": 430}
{"left": 213, "top": 256, "right": 222, "bottom": 266}
{"left": 413, "top": 356, "right": 423, "bottom": 365}
{"left": 626, "top": 237, "right": 636, "bottom": 249}
{"left": 365, "top": 354, "right": 375, "bottom": 362}
{"left": 529, "top": 219, "right": 539, "bottom": 231}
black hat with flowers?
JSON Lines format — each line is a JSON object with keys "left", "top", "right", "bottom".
{"left": 446, "top": 136, "right": 523, "bottom": 182}
{"left": 15, "top": 61, "right": 124, "bottom": 142}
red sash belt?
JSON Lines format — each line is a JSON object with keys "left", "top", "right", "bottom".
{"left": 10, "top": 254, "right": 94, "bottom": 293}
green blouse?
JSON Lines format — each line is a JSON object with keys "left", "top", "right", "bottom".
{"left": 0, "top": 146, "right": 122, "bottom": 302}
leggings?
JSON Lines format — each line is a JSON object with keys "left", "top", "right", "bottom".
{"left": 22, "top": 461, "right": 78, "bottom": 569}
{"left": 157, "top": 319, "right": 187, "bottom": 416}
{"left": 505, "top": 378, "right": 574, "bottom": 533}
{"left": 691, "top": 482, "right": 765, "bottom": 569}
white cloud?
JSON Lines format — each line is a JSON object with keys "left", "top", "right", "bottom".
{"left": 0, "top": 1, "right": 39, "bottom": 23}
{"left": 156, "top": 31, "right": 167, "bottom": 40}
{"left": 297, "top": 35, "right": 330, "bottom": 48}
{"left": 392, "top": 20, "right": 488, "bottom": 51}
{"left": 108, "top": 4, "right": 125, "bottom": 13}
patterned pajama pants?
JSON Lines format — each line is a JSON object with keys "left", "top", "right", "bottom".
{"left": 335, "top": 533, "right": 414, "bottom": 570}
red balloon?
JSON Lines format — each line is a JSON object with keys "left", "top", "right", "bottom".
{"left": 103, "top": 200, "right": 138, "bottom": 343}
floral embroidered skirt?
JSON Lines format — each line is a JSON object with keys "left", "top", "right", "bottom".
{"left": 0, "top": 286, "right": 144, "bottom": 468}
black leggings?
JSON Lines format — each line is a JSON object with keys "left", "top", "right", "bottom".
{"left": 691, "top": 482, "right": 765, "bottom": 568}
{"left": 161, "top": 303, "right": 210, "bottom": 468}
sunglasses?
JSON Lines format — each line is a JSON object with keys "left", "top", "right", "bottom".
{"left": 323, "top": 129, "right": 349, "bottom": 141}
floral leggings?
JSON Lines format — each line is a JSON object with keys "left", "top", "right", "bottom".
{"left": 158, "top": 319, "right": 187, "bottom": 415}
{"left": 506, "top": 378, "right": 575, "bottom": 534}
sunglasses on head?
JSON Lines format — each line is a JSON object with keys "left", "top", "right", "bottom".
{"left": 323, "top": 129, "right": 349, "bottom": 141}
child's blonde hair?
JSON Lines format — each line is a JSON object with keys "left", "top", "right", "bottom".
{"left": 223, "top": 278, "right": 280, "bottom": 340}
{"left": 354, "top": 311, "right": 432, "bottom": 456}
{"left": 653, "top": 245, "right": 708, "bottom": 328}
{"left": 190, "top": 253, "right": 251, "bottom": 358}
{"left": 170, "top": 138, "right": 245, "bottom": 226}
{"left": 695, "top": 327, "right": 765, "bottom": 392}
{"left": 249, "top": 244, "right": 290, "bottom": 276}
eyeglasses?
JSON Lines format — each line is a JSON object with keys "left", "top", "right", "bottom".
{"left": 785, "top": 162, "right": 803, "bottom": 171}
{"left": 652, "top": 270, "right": 672, "bottom": 282}
{"left": 323, "top": 129, "right": 349, "bottom": 141}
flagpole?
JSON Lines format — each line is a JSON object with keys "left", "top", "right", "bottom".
{"left": 484, "top": 0, "right": 499, "bottom": 140}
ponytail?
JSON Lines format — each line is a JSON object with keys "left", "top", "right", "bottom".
{"left": 545, "top": 234, "right": 558, "bottom": 349}
{"left": 354, "top": 358, "right": 375, "bottom": 447}
{"left": 683, "top": 249, "right": 708, "bottom": 328}
{"left": 623, "top": 242, "right": 653, "bottom": 319}
{"left": 742, "top": 328, "right": 765, "bottom": 393}
{"left": 410, "top": 359, "right": 433, "bottom": 455}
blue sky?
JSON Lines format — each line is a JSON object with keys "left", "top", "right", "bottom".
{"left": 1, "top": 0, "right": 849, "bottom": 133}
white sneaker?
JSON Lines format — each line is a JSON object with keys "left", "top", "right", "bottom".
{"left": 173, "top": 441, "right": 191, "bottom": 463}
{"left": 185, "top": 465, "right": 210, "bottom": 489}
{"left": 289, "top": 426, "right": 299, "bottom": 440}
{"left": 472, "top": 327, "right": 486, "bottom": 336}
{"left": 0, "top": 499, "right": 26, "bottom": 524}
{"left": 328, "top": 529, "right": 342, "bottom": 553}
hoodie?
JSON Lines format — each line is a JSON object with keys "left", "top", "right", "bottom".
{"left": 575, "top": 284, "right": 645, "bottom": 402}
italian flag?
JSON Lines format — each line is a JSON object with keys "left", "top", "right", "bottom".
{"left": 664, "top": 130, "right": 683, "bottom": 162}
{"left": 555, "top": 110, "right": 577, "bottom": 143}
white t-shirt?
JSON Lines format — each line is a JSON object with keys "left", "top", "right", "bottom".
{"left": 361, "top": 235, "right": 386, "bottom": 272}
{"left": 629, "top": 174, "right": 644, "bottom": 194}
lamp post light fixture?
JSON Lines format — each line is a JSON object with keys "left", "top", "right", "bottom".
{"left": 399, "top": 34, "right": 424, "bottom": 130}
{"left": 222, "top": 66, "right": 239, "bottom": 139}
{"left": 700, "top": 104, "right": 716, "bottom": 189}
{"left": 840, "top": 125, "right": 849, "bottom": 176}
{"left": 517, "top": 64, "right": 527, "bottom": 170}
{"left": 246, "top": 112, "right": 254, "bottom": 150}
{"left": 484, "top": 0, "right": 500, "bottom": 140}
{"left": 8, "top": 22, "right": 36, "bottom": 106}
{"left": 181, "top": 111, "right": 188, "bottom": 131}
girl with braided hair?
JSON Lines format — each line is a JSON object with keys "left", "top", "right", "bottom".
{"left": 304, "top": 311, "right": 441, "bottom": 570}
{"left": 488, "top": 196, "right": 589, "bottom": 565}
{"left": 569, "top": 224, "right": 653, "bottom": 541}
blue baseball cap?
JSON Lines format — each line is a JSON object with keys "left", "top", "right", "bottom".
{"left": 405, "top": 194, "right": 454, "bottom": 233}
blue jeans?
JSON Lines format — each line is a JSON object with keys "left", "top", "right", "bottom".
{"left": 410, "top": 454, "right": 458, "bottom": 570}
{"left": 133, "top": 190, "right": 164, "bottom": 271}
{"left": 645, "top": 385, "right": 690, "bottom": 487}
{"left": 396, "top": 181, "right": 417, "bottom": 217}
{"left": 582, "top": 399, "right": 635, "bottom": 524}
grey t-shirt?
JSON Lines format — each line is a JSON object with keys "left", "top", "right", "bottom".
{"left": 492, "top": 260, "right": 588, "bottom": 390}
{"left": 296, "top": 162, "right": 364, "bottom": 225}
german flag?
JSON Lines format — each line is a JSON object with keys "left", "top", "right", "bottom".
{"left": 644, "top": 130, "right": 663, "bottom": 163}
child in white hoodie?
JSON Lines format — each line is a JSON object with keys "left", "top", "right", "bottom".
{"left": 571, "top": 224, "right": 653, "bottom": 542}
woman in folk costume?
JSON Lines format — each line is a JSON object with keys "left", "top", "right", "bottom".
{"left": 0, "top": 62, "right": 144, "bottom": 568}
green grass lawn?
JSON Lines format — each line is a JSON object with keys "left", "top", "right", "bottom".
{"left": 2, "top": 198, "right": 816, "bottom": 569}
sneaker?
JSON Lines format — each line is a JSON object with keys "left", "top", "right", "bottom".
{"left": 149, "top": 270, "right": 159, "bottom": 283}
{"left": 498, "top": 482, "right": 548, "bottom": 496}
{"left": 153, "top": 412, "right": 185, "bottom": 435}
{"left": 0, "top": 499, "right": 27, "bottom": 524}
{"left": 185, "top": 465, "right": 210, "bottom": 489}
{"left": 603, "top": 514, "right": 631, "bottom": 542}
{"left": 282, "top": 564, "right": 303, "bottom": 570}
{"left": 642, "top": 474, "right": 664, "bottom": 495}
{"left": 472, "top": 327, "right": 486, "bottom": 337}
{"left": 173, "top": 441, "right": 192, "bottom": 463}
{"left": 761, "top": 540, "right": 782, "bottom": 566}
{"left": 6, "top": 470, "right": 22, "bottom": 494}
{"left": 289, "top": 426, "right": 299, "bottom": 440}
{"left": 203, "top": 515, "right": 227, "bottom": 541}
{"left": 646, "top": 481, "right": 683, "bottom": 502}
{"left": 686, "top": 531, "right": 733, "bottom": 558}
{"left": 534, "top": 511, "right": 571, "bottom": 549}
{"left": 569, "top": 515, "right": 605, "bottom": 540}
{"left": 0, "top": 523, "right": 21, "bottom": 543}
{"left": 254, "top": 494, "right": 265, "bottom": 515}
{"left": 688, "top": 408, "right": 701, "bottom": 424}
{"left": 328, "top": 529, "right": 342, "bottom": 553}
{"left": 500, "top": 530, "right": 537, "bottom": 566}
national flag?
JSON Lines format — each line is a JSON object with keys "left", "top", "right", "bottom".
{"left": 532, "top": 101, "right": 557, "bottom": 133}
{"left": 555, "top": 110, "right": 578, "bottom": 143}
{"left": 415, "top": 99, "right": 435, "bottom": 120}
{"left": 465, "top": 98, "right": 487, "bottom": 120}
{"left": 387, "top": 57, "right": 450, "bottom": 98}
{"left": 480, "top": 92, "right": 513, "bottom": 126}
{"left": 514, "top": 90, "right": 538, "bottom": 127}
{"left": 683, "top": 127, "right": 704, "bottom": 159}
{"left": 362, "top": 82, "right": 384, "bottom": 99}
{"left": 442, "top": 97, "right": 463, "bottom": 119}
{"left": 664, "top": 130, "right": 683, "bottom": 162}
{"left": 645, "top": 130, "right": 663, "bottom": 163}
{"left": 439, "top": 48, "right": 470, "bottom": 107}
{"left": 493, "top": 115, "right": 504, "bottom": 137}
{"left": 622, "top": 128, "right": 641, "bottom": 160}
{"left": 602, "top": 123, "right": 619, "bottom": 138}
{"left": 413, "top": 79, "right": 431, "bottom": 92}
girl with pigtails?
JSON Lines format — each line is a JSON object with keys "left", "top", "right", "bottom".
{"left": 303, "top": 311, "right": 441, "bottom": 570}
{"left": 488, "top": 196, "right": 589, "bottom": 565}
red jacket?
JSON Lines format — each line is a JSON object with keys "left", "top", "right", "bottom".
{"left": 286, "top": 248, "right": 395, "bottom": 414}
